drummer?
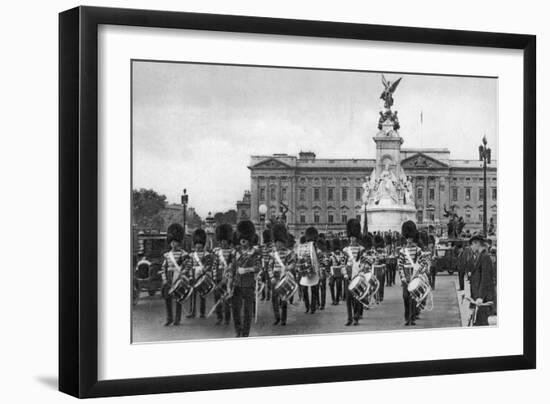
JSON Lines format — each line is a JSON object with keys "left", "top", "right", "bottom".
{"left": 211, "top": 224, "right": 235, "bottom": 325}
{"left": 185, "top": 228, "right": 212, "bottom": 319}
{"left": 373, "top": 234, "right": 387, "bottom": 303}
{"left": 328, "top": 238, "right": 345, "bottom": 305}
{"left": 268, "top": 223, "right": 296, "bottom": 326}
{"left": 342, "top": 219, "right": 367, "bottom": 326}
{"left": 160, "top": 223, "right": 188, "bottom": 327}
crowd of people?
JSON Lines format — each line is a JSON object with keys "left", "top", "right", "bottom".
{"left": 135, "top": 218, "right": 496, "bottom": 338}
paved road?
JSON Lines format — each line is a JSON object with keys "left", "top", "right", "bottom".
{"left": 132, "top": 274, "right": 462, "bottom": 343}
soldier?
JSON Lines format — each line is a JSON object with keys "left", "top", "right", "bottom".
{"left": 316, "top": 237, "right": 330, "bottom": 310}
{"left": 268, "top": 223, "right": 296, "bottom": 325}
{"left": 296, "top": 227, "right": 322, "bottom": 314}
{"left": 328, "top": 238, "right": 345, "bottom": 305}
{"left": 211, "top": 224, "right": 234, "bottom": 325}
{"left": 231, "top": 220, "right": 262, "bottom": 337}
{"left": 342, "top": 219, "right": 367, "bottom": 326}
{"left": 427, "top": 235, "right": 437, "bottom": 289}
{"left": 160, "top": 223, "right": 188, "bottom": 326}
{"left": 185, "top": 228, "right": 211, "bottom": 319}
{"left": 469, "top": 234, "right": 495, "bottom": 326}
{"left": 398, "top": 221, "right": 430, "bottom": 326}
{"left": 260, "top": 229, "right": 273, "bottom": 301}
{"left": 372, "top": 234, "right": 387, "bottom": 303}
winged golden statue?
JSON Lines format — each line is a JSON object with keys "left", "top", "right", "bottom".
{"left": 380, "top": 74, "right": 402, "bottom": 110}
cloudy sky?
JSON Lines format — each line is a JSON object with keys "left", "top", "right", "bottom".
{"left": 132, "top": 61, "right": 497, "bottom": 217}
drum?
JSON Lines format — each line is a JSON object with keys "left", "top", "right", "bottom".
{"left": 407, "top": 276, "right": 430, "bottom": 304}
{"left": 194, "top": 274, "right": 215, "bottom": 297}
{"left": 169, "top": 277, "right": 193, "bottom": 303}
{"left": 348, "top": 272, "right": 379, "bottom": 307}
{"left": 274, "top": 273, "right": 299, "bottom": 302}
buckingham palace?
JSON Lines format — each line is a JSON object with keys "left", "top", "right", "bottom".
{"left": 236, "top": 149, "right": 497, "bottom": 236}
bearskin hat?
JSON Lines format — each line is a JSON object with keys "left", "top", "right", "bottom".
{"left": 299, "top": 235, "right": 306, "bottom": 244}
{"left": 346, "top": 218, "right": 362, "bottom": 239}
{"left": 305, "top": 226, "right": 318, "bottom": 242}
{"left": 166, "top": 223, "right": 184, "bottom": 244}
{"left": 262, "top": 229, "right": 272, "bottom": 244}
{"left": 287, "top": 234, "right": 296, "bottom": 249}
{"left": 362, "top": 233, "right": 374, "bottom": 249}
{"left": 374, "top": 234, "right": 385, "bottom": 248}
{"left": 193, "top": 228, "right": 207, "bottom": 246}
{"left": 272, "top": 223, "right": 288, "bottom": 243}
{"left": 215, "top": 223, "right": 233, "bottom": 243}
{"left": 401, "top": 220, "right": 417, "bottom": 240}
{"left": 237, "top": 220, "right": 256, "bottom": 242}
{"left": 252, "top": 233, "right": 259, "bottom": 246}
{"left": 331, "top": 238, "right": 342, "bottom": 252}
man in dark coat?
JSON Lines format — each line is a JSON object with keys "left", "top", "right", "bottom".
{"left": 469, "top": 235, "right": 495, "bottom": 326}
{"left": 456, "top": 243, "right": 474, "bottom": 291}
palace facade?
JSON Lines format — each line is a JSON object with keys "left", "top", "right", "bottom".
{"left": 242, "top": 150, "right": 497, "bottom": 236}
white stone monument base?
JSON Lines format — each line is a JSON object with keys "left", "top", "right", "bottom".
{"left": 360, "top": 203, "right": 416, "bottom": 233}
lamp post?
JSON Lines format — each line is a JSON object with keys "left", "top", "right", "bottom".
{"left": 205, "top": 211, "right": 215, "bottom": 250}
{"left": 181, "top": 188, "right": 188, "bottom": 239}
{"left": 479, "top": 136, "right": 491, "bottom": 237}
{"left": 258, "top": 204, "right": 268, "bottom": 243}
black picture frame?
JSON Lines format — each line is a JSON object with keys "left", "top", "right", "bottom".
{"left": 59, "top": 6, "right": 536, "bottom": 398}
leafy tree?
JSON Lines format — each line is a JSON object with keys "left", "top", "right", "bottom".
{"left": 133, "top": 188, "right": 167, "bottom": 229}
{"left": 213, "top": 209, "right": 238, "bottom": 225}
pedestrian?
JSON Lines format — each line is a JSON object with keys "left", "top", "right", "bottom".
{"left": 469, "top": 234, "right": 495, "bottom": 326}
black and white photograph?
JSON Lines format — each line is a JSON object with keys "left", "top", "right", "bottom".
{"left": 131, "top": 61, "right": 498, "bottom": 343}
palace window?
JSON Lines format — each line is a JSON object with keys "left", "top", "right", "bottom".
{"left": 299, "top": 188, "right": 306, "bottom": 201}
{"left": 416, "top": 210, "right": 423, "bottom": 223}
{"left": 440, "top": 184, "right": 445, "bottom": 192}
{"left": 465, "top": 188, "right": 471, "bottom": 201}
{"left": 300, "top": 214, "right": 306, "bottom": 224}
{"left": 341, "top": 214, "right": 348, "bottom": 224}
{"left": 451, "top": 187, "right": 458, "bottom": 201}
{"left": 328, "top": 187, "right": 334, "bottom": 201}
{"left": 270, "top": 187, "right": 276, "bottom": 201}
{"left": 314, "top": 187, "right": 320, "bottom": 201}
{"left": 356, "top": 214, "right": 361, "bottom": 221}
{"left": 281, "top": 187, "right": 287, "bottom": 201}
{"left": 342, "top": 188, "right": 348, "bottom": 201}
{"left": 479, "top": 213, "right": 483, "bottom": 222}
{"left": 417, "top": 187, "right": 423, "bottom": 200}
{"left": 328, "top": 213, "right": 334, "bottom": 224}
{"left": 492, "top": 188, "right": 497, "bottom": 201}
{"left": 355, "top": 187, "right": 362, "bottom": 201}
{"left": 429, "top": 188, "right": 435, "bottom": 201}
{"left": 259, "top": 187, "right": 265, "bottom": 201}
{"left": 314, "top": 212, "right": 320, "bottom": 224}
{"left": 479, "top": 187, "right": 485, "bottom": 200}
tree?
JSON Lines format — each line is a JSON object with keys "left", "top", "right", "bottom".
{"left": 213, "top": 209, "right": 238, "bottom": 225}
{"left": 133, "top": 188, "right": 167, "bottom": 229}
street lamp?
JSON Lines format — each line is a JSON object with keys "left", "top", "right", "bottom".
{"left": 205, "top": 211, "right": 215, "bottom": 249}
{"left": 479, "top": 135, "right": 491, "bottom": 236}
{"left": 258, "top": 204, "right": 268, "bottom": 243}
{"left": 181, "top": 188, "right": 188, "bottom": 238}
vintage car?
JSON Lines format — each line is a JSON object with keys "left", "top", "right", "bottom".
{"left": 433, "top": 238, "right": 470, "bottom": 274}
{"left": 132, "top": 231, "right": 167, "bottom": 305}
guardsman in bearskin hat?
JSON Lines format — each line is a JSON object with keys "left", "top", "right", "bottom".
{"left": 316, "top": 236, "right": 331, "bottom": 311}
{"left": 185, "top": 228, "right": 212, "bottom": 318}
{"left": 230, "top": 220, "right": 262, "bottom": 337}
{"left": 328, "top": 238, "right": 345, "bottom": 305}
{"left": 342, "top": 219, "right": 367, "bottom": 326}
{"left": 160, "top": 223, "right": 188, "bottom": 326}
{"left": 427, "top": 234, "right": 437, "bottom": 290}
{"left": 296, "top": 226, "right": 322, "bottom": 314}
{"left": 398, "top": 221, "right": 430, "bottom": 326}
{"left": 260, "top": 229, "right": 273, "bottom": 301}
{"left": 468, "top": 234, "right": 495, "bottom": 326}
{"left": 267, "top": 223, "right": 296, "bottom": 325}
{"left": 211, "top": 224, "right": 235, "bottom": 325}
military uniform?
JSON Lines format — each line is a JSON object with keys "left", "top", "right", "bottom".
{"left": 342, "top": 219, "right": 367, "bottom": 325}
{"left": 296, "top": 227, "right": 322, "bottom": 314}
{"left": 185, "top": 228, "right": 212, "bottom": 318}
{"left": 160, "top": 223, "right": 188, "bottom": 326}
{"left": 231, "top": 220, "right": 262, "bottom": 337}
{"left": 328, "top": 239, "right": 345, "bottom": 305}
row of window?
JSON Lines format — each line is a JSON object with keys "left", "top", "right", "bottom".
{"left": 416, "top": 210, "right": 497, "bottom": 224}
{"left": 259, "top": 186, "right": 364, "bottom": 202}
{"left": 298, "top": 213, "right": 362, "bottom": 224}
{"left": 450, "top": 187, "right": 497, "bottom": 202}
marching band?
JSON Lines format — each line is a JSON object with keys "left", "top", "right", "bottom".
{"left": 150, "top": 216, "right": 495, "bottom": 337}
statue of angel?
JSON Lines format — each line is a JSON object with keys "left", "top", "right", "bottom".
{"left": 380, "top": 74, "right": 402, "bottom": 110}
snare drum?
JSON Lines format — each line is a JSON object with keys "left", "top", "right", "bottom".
{"left": 169, "top": 277, "right": 193, "bottom": 303}
{"left": 194, "top": 274, "right": 215, "bottom": 297}
{"left": 348, "top": 273, "right": 379, "bottom": 307}
{"left": 407, "top": 276, "right": 430, "bottom": 304}
{"left": 274, "top": 273, "right": 299, "bottom": 302}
